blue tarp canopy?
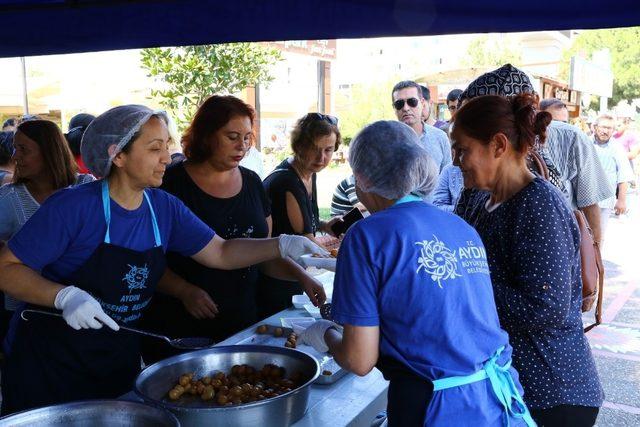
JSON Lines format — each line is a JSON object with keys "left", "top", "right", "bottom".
{"left": 0, "top": 0, "right": 639, "bottom": 58}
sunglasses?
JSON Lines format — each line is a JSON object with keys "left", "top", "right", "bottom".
{"left": 393, "top": 97, "right": 420, "bottom": 110}
{"left": 301, "top": 113, "right": 339, "bottom": 126}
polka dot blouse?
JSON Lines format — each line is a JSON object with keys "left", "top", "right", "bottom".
{"left": 455, "top": 178, "right": 604, "bottom": 410}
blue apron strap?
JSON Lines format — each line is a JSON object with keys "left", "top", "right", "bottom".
{"left": 394, "top": 194, "right": 423, "bottom": 205}
{"left": 432, "top": 369, "right": 488, "bottom": 391}
{"left": 431, "top": 346, "right": 537, "bottom": 427}
{"left": 101, "top": 180, "right": 162, "bottom": 248}
{"left": 143, "top": 191, "right": 162, "bottom": 247}
{"left": 482, "top": 350, "right": 537, "bottom": 427}
{"left": 101, "top": 180, "right": 112, "bottom": 244}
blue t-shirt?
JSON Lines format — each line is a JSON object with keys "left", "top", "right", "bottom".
{"left": 8, "top": 180, "right": 215, "bottom": 284}
{"left": 332, "top": 201, "right": 526, "bottom": 426}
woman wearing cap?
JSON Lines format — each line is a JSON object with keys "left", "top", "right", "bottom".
{"left": 300, "top": 121, "right": 535, "bottom": 427}
{"left": 0, "top": 105, "right": 324, "bottom": 414}
{"left": 64, "top": 113, "right": 96, "bottom": 174}
{"left": 452, "top": 94, "right": 603, "bottom": 426}
{"left": 260, "top": 113, "right": 341, "bottom": 317}
{"left": 141, "top": 96, "right": 326, "bottom": 363}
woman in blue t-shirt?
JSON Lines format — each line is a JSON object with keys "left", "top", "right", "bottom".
{"left": 0, "top": 105, "right": 324, "bottom": 415}
{"left": 300, "top": 120, "right": 535, "bottom": 426}
{"left": 452, "top": 94, "right": 603, "bottom": 426}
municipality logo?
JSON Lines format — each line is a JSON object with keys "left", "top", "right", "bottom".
{"left": 122, "top": 263, "right": 150, "bottom": 293}
{"left": 416, "top": 236, "right": 461, "bottom": 288}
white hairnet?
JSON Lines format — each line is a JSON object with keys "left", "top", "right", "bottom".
{"left": 349, "top": 121, "right": 438, "bottom": 200}
{"left": 81, "top": 105, "right": 169, "bottom": 177}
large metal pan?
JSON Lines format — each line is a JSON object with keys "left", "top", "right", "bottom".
{"left": 134, "top": 345, "right": 320, "bottom": 427}
{"left": 0, "top": 400, "right": 179, "bottom": 426}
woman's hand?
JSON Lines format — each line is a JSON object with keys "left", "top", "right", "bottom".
{"left": 299, "top": 274, "right": 327, "bottom": 307}
{"left": 180, "top": 285, "right": 219, "bottom": 319}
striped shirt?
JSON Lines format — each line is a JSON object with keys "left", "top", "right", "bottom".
{"left": 330, "top": 175, "right": 358, "bottom": 217}
{"left": 593, "top": 139, "right": 634, "bottom": 210}
{"left": 543, "top": 120, "right": 613, "bottom": 209}
{"left": 0, "top": 174, "right": 94, "bottom": 310}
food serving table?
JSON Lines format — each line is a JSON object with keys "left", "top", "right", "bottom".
{"left": 122, "top": 270, "right": 389, "bottom": 426}
{"left": 216, "top": 306, "right": 389, "bottom": 427}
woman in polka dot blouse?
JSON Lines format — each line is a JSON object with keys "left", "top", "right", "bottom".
{"left": 452, "top": 93, "right": 604, "bottom": 427}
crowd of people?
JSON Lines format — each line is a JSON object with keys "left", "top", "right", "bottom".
{"left": 0, "top": 62, "right": 636, "bottom": 426}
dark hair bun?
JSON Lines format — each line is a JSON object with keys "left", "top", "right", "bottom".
{"left": 510, "top": 93, "right": 551, "bottom": 149}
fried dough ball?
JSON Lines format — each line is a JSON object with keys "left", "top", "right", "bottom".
{"left": 169, "top": 363, "right": 306, "bottom": 405}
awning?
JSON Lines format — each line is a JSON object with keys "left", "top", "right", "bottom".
{"left": 0, "top": 0, "right": 639, "bottom": 58}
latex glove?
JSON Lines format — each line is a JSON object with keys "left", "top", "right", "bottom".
{"left": 54, "top": 286, "right": 120, "bottom": 331}
{"left": 299, "top": 319, "right": 339, "bottom": 353}
{"left": 278, "top": 234, "right": 328, "bottom": 261}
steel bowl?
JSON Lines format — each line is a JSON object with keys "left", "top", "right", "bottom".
{"left": 0, "top": 400, "right": 179, "bottom": 426}
{"left": 134, "top": 345, "right": 320, "bottom": 427}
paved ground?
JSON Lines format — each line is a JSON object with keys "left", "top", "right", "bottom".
{"left": 585, "top": 192, "right": 640, "bottom": 426}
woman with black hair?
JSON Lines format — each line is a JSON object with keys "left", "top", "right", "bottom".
{"left": 64, "top": 113, "right": 95, "bottom": 174}
{"left": 453, "top": 94, "right": 603, "bottom": 426}
{"left": 0, "top": 131, "right": 14, "bottom": 185}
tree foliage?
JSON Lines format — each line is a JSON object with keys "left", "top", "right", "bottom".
{"left": 561, "top": 27, "right": 640, "bottom": 105}
{"left": 140, "top": 43, "right": 281, "bottom": 129}
{"left": 334, "top": 80, "right": 399, "bottom": 142}
{"left": 462, "top": 34, "right": 522, "bottom": 68}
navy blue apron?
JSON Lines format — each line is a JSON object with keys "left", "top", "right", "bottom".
{"left": 1, "top": 180, "right": 166, "bottom": 415}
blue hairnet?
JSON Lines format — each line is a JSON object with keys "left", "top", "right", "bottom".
{"left": 349, "top": 121, "right": 438, "bottom": 200}
{"left": 81, "top": 105, "right": 168, "bottom": 177}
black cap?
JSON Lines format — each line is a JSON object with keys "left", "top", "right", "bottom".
{"left": 539, "top": 98, "right": 566, "bottom": 111}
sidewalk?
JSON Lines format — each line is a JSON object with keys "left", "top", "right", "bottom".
{"left": 587, "top": 194, "right": 640, "bottom": 426}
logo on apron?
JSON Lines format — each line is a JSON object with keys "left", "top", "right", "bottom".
{"left": 122, "top": 263, "right": 150, "bottom": 293}
{"left": 415, "top": 236, "right": 461, "bottom": 288}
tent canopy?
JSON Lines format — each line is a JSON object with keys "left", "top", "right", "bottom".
{"left": 0, "top": 0, "right": 639, "bottom": 58}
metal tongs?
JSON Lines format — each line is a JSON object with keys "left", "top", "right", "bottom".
{"left": 20, "top": 308, "right": 215, "bottom": 350}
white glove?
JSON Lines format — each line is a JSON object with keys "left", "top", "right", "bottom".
{"left": 299, "top": 319, "right": 339, "bottom": 353}
{"left": 54, "top": 286, "right": 120, "bottom": 331}
{"left": 278, "top": 234, "right": 329, "bottom": 262}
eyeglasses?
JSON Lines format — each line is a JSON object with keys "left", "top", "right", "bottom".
{"left": 301, "top": 113, "right": 339, "bottom": 126}
{"left": 393, "top": 97, "right": 420, "bottom": 110}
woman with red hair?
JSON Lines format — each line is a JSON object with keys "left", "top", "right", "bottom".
{"left": 141, "top": 96, "right": 325, "bottom": 362}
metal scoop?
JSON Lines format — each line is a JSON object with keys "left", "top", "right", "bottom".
{"left": 20, "top": 309, "right": 215, "bottom": 350}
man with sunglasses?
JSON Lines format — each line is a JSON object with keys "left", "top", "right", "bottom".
{"left": 392, "top": 81, "right": 451, "bottom": 179}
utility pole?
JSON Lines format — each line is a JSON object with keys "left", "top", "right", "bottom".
{"left": 20, "top": 57, "right": 29, "bottom": 114}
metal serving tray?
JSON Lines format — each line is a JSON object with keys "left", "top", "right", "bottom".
{"left": 235, "top": 324, "right": 348, "bottom": 385}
